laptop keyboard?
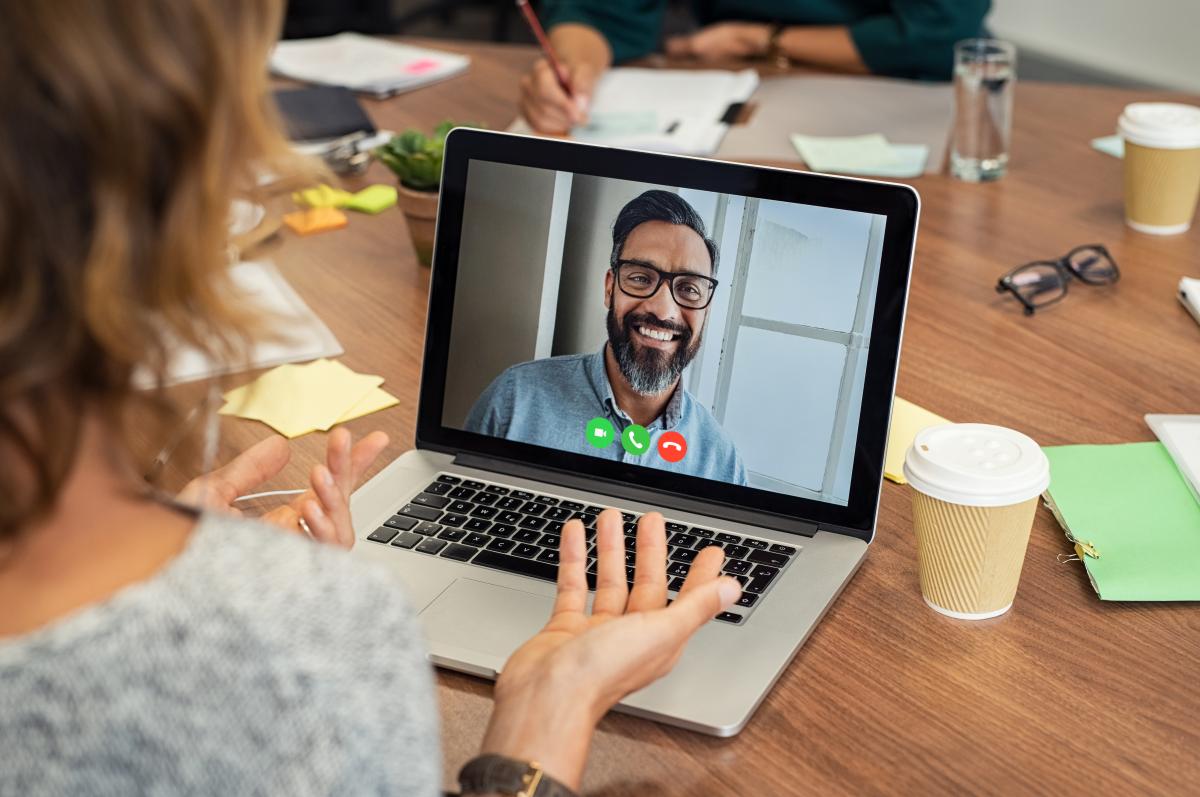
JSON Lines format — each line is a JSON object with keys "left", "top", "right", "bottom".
{"left": 365, "top": 473, "right": 801, "bottom": 624}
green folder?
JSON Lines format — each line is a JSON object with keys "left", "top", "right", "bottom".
{"left": 1043, "top": 443, "right": 1200, "bottom": 601}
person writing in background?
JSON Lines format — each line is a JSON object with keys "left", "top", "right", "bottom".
{"left": 0, "top": 2, "right": 740, "bottom": 794}
{"left": 520, "top": 0, "right": 991, "bottom": 133}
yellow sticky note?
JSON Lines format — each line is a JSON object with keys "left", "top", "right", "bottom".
{"left": 884, "top": 397, "right": 950, "bottom": 484}
{"left": 344, "top": 184, "right": 398, "bottom": 215}
{"left": 293, "top": 183, "right": 354, "bottom": 208}
{"left": 335, "top": 386, "right": 399, "bottom": 423}
{"left": 283, "top": 206, "right": 348, "bottom": 236}
{"left": 219, "top": 359, "right": 383, "bottom": 438}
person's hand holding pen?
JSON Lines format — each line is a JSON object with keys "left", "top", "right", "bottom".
{"left": 516, "top": 0, "right": 611, "bottom": 135}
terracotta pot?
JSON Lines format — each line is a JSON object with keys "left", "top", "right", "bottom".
{"left": 396, "top": 183, "right": 439, "bottom": 266}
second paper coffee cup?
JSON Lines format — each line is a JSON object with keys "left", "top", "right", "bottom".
{"left": 903, "top": 423, "right": 1050, "bottom": 620}
{"left": 1118, "top": 102, "right": 1200, "bottom": 235}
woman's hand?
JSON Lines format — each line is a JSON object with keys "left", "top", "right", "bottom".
{"left": 177, "top": 428, "right": 389, "bottom": 548}
{"left": 665, "top": 22, "right": 772, "bottom": 61}
{"left": 519, "top": 58, "right": 598, "bottom": 134}
{"left": 479, "top": 509, "right": 742, "bottom": 789}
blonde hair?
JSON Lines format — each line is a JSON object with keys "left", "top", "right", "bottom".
{"left": 0, "top": 0, "right": 319, "bottom": 539}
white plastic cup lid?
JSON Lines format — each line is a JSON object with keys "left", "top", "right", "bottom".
{"left": 1118, "top": 103, "right": 1200, "bottom": 150}
{"left": 903, "top": 423, "right": 1050, "bottom": 507}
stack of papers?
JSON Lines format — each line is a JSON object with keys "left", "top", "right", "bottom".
{"left": 271, "top": 33, "right": 469, "bottom": 98}
{"left": 790, "top": 133, "right": 929, "bottom": 178}
{"left": 133, "top": 261, "right": 342, "bottom": 388}
{"left": 511, "top": 68, "right": 759, "bottom": 156}
{"left": 219, "top": 359, "right": 398, "bottom": 439}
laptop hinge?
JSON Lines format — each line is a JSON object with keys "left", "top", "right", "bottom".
{"left": 453, "top": 452, "right": 822, "bottom": 538}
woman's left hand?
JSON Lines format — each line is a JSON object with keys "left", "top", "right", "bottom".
{"left": 177, "top": 428, "right": 389, "bottom": 548}
{"left": 665, "top": 22, "right": 772, "bottom": 61}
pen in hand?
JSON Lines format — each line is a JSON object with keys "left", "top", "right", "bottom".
{"left": 516, "top": 0, "right": 573, "bottom": 97}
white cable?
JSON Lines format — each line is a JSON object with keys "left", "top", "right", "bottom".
{"left": 233, "top": 488, "right": 307, "bottom": 503}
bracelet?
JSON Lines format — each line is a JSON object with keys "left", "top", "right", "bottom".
{"left": 458, "top": 754, "right": 580, "bottom": 797}
{"left": 765, "top": 22, "right": 790, "bottom": 69}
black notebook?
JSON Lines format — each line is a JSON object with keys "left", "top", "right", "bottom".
{"left": 273, "top": 85, "right": 376, "bottom": 142}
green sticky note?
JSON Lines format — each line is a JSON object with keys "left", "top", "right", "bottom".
{"left": 574, "top": 111, "right": 660, "bottom": 140}
{"left": 1091, "top": 134, "right": 1124, "bottom": 158}
{"left": 345, "top": 184, "right": 398, "bottom": 214}
{"left": 789, "top": 133, "right": 928, "bottom": 178}
{"left": 1043, "top": 443, "right": 1200, "bottom": 601}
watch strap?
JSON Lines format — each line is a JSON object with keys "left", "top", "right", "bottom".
{"left": 458, "top": 754, "right": 579, "bottom": 797}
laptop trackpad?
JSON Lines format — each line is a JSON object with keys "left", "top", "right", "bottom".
{"left": 420, "top": 578, "right": 553, "bottom": 676}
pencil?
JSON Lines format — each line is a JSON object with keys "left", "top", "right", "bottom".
{"left": 515, "top": 0, "right": 573, "bottom": 97}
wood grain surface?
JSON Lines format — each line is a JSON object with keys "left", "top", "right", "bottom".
{"left": 171, "top": 41, "right": 1200, "bottom": 795}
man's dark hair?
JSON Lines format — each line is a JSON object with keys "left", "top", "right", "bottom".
{"left": 610, "top": 190, "right": 719, "bottom": 274}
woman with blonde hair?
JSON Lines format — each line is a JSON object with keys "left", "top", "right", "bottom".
{"left": 0, "top": 1, "right": 740, "bottom": 794}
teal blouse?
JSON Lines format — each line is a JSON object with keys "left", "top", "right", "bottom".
{"left": 542, "top": 0, "right": 991, "bottom": 81}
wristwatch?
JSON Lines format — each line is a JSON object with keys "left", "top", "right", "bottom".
{"left": 765, "top": 22, "right": 790, "bottom": 69}
{"left": 458, "top": 754, "right": 579, "bottom": 797}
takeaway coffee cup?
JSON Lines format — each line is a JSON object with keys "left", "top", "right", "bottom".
{"left": 1118, "top": 102, "right": 1200, "bottom": 235}
{"left": 903, "top": 424, "right": 1050, "bottom": 620}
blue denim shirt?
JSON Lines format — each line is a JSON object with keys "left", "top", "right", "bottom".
{"left": 464, "top": 347, "right": 748, "bottom": 486}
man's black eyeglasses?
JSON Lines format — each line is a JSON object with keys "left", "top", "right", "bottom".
{"left": 613, "top": 260, "right": 719, "bottom": 310}
{"left": 995, "top": 244, "right": 1120, "bottom": 315}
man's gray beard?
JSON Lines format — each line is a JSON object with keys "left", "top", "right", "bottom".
{"left": 607, "top": 306, "right": 701, "bottom": 397}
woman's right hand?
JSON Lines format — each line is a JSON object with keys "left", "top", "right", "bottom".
{"left": 478, "top": 509, "right": 742, "bottom": 790}
{"left": 519, "top": 58, "right": 598, "bottom": 134}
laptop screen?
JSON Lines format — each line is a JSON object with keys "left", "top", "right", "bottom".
{"left": 440, "top": 160, "right": 887, "bottom": 508}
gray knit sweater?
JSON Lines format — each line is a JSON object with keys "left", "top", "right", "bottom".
{"left": 0, "top": 512, "right": 441, "bottom": 796}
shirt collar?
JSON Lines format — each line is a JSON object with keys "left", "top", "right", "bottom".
{"left": 587, "top": 344, "right": 685, "bottom": 430}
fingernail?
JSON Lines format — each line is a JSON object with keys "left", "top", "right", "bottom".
{"left": 575, "top": 94, "right": 589, "bottom": 113}
{"left": 718, "top": 578, "right": 741, "bottom": 606}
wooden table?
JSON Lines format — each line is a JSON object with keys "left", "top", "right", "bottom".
{"left": 203, "top": 41, "right": 1200, "bottom": 794}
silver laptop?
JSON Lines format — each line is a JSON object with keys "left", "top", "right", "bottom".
{"left": 351, "top": 129, "right": 919, "bottom": 736}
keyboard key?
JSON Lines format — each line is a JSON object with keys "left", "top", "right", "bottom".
{"left": 486, "top": 537, "right": 516, "bottom": 553}
{"left": 625, "top": 565, "right": 636, "bottom": 582}
{"left": 691, "top": 527, "right": 714, "bottom": 538}
{"left": 623, "top": 536, "right": 637, "bottom": 551}
{"left": 513, "top": 543, "right": 540, "bottom": 559}
{"left": 665, "top": 522, "right": 689, "bottom": 533}
{"left": 667, "top": 562, "right": 691, "bottom": 578}
{"left": 398, "top": 504, "right": 441, "bottom": 521}
{"left": 497, "top": 497, "right": 523, "bottom": 511}
{"left": 716, "top": 532, "right": 742, "bottom": 544}
{"left": 411, "top": 493, "right": 450, "bottom": 509}
{"left": 440, "top": 513, "right": 468, "bottom": 528}
{"left": 745, "top": 575, "right": 773, "bottom": 594}
{"left": 535, "top": 495, "right": 559, "bottom": 505}
{"left": 470, "top": 505, "right": 498, "bottom": 520}
{"left": 621, "top": 512, "right": 636, "bottom": 522}
{"left": 390, "top": 531, "right": 422, "bottom": 549}
{"left": 437, "top": 528, "right": 466, "bottom": 542}
{"left": 513, "top": 528, "right": 542, "bottom": 543}
{"left": 544, "top": 507, "right": 572, "bottom": 522}
{"left": 416, "top": 537, "right": 447, "bottom": 555}
{"left": 544, "top": 521, "right": 564, "bottom": 534}
{"left": 669, "top": 548, "right": 697, "bottom": 563}
{"left": 436, "top": 474, "right": 461, "bottom": 484}
{"left": 521, "top": 502, "right": 548, "bottom": 516}
{"left": 730, "top": 574, "right": 749, "bottom": 587}
{"left": 737, "top": 593, "right": 758, "bottom": 607}
{"left": 485, "top": 485, "right": 510, "bottom": 495}
{"left": 770, "top": 543, "right": 798, "bottom": 556}
{"left": 463, "top": 480, "right": 485, "bottom": 490}
{"left": 695, "top": 539, "right": 723, "bottom": 551}
{"left": 715, "top": 612, "right": 743, "bottom": 624}
{"left": 447, "top": 500, "right": 473, "bottom": 514}
{"left": 367, "top": 527, "right": 398, "bottom": 544}
{"left": 742, "top": 539, "right": 768, "bottom": 550}
{"left": 581, "top": 513, "right": 599, "bottom": 528}
{"left": 472, "top": 549, "right": 557, "bottom": 582}
{"left": 496, "top": 510, "right": 522, "bottom": 525}
{"left": 511, "top": 490, "right": 534, "bottom": 501}
{"left": 413, "top": 521, "right": 442, "bottom": 536}
{"left": 623, "top": 522, "right": 638, "bottom": 534}
{"left": 518, "top": 516, "right": 547, "bottom": 531}
{"left": 539, "top": 533, "right": 561, "bottom": 548}
{"left": 585, "top": 505, "right": 605, "bottom": 514}
{"left": 752, "top": 565, "right": 780, "bottom": 579}
{"left": 724, "top": 559, "right": 752, "bottom": 575}
{"left": 463, "top": 533, "right": 490, "bottom": 547}
{"left": 723, "top": 544, "right": 750, "bottom": 560}
{"left": 624, "top": 550, "right": 636, "bottom": 565}
{"left": 536, "top": 549, "right": 560, "bottom": 564}
{"left": 383, "top": 515, "right": 418, "bottom": 531}
{"left": 490, "top": 524, "right": 516, "bottom": 538}
{"left": 464, "top": 519, "right": 492, "bottom": 533}
{"left": 423, "top": 481, "right": 452, "bottom": 496}
{"left": 668, "top": 577, "right": 687, "bottom": 591}
{"left": 448, "top": 487, "right": 475, "bottom": 500}
{"left": 748, "top": 550, "right": 789, "bottom": 568}
{"left": 559, "top": 500, "right": 584, "bottom": 511}
{"left": 440, "top": 543, "right": 476, "bottom": 561}
{"left": 668, "top": 533, "right": 698, "bottom": 548}
{"left": 473, "top": 492, "right": 499, "bottom": 507}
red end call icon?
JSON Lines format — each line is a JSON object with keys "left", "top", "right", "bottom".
{"left": 657, "top": 431, "right": 687, "bottom": 463}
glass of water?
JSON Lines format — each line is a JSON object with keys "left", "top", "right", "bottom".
{"left": 951, "top": 39, "right": 1016, "bottom": 182}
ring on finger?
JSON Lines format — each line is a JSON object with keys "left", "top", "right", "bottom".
{"left": 298, "top": 517, "right": 314, "bottom": 538}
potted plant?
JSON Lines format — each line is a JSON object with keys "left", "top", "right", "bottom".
{"left": 376, "top": 120, "right": 466, "bottom": 266}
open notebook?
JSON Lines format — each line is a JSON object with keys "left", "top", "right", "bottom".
{"left": 510, "top": 68, "right": 759, "bottom": 155}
